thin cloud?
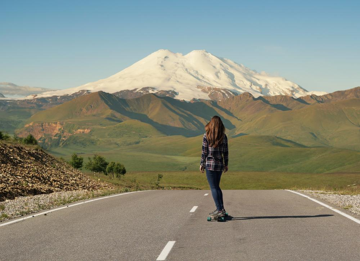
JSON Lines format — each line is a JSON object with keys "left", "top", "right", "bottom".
{"left": 0, "top": 82, "right": 54, "bottom": 96}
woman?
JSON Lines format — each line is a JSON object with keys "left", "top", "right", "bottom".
{"left": 200, "top": 115, "right": 229, "bottom": 218}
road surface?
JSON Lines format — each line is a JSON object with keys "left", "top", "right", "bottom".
{"left": 0, "top": 190, "right": 359, "bottom": 260}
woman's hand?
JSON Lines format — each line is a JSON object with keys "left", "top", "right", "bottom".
{"left": 224, "top": 166, "right": 228, "bottom": 173}
{"left": 200, "top": 165, "right": 205, "bottom": 173}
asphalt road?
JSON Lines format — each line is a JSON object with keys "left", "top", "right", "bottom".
{"left": 0, "top": 190, "right": 359, "bottom": 261}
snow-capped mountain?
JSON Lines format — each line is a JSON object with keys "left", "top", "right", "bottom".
{"left": 34, "top": 49, "right": 326, "bottom": 101}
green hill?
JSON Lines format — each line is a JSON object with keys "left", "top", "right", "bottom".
{"left": 18, "top": 87, "right": 360, "bottom": 151}
{"left": 29, "top": 91, "right": 128, "bottom": 122}
{"left": 239, "top": 98, "right": 360, "bottom": 150}
{"left": 14, "top": 87, "right": 360, "bottom": 173}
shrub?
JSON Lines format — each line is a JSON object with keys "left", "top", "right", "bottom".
{"left": 85, "top": 154, "right": 109, "bottom": 174}
{"left": 23, "top": 134, "right": 38, "bottom": 145}
{"left": 107, "top": 162, "right": 126, "bottom": 178}
{"left": 106, "top": 162, "right": 116, "bottom": 176}
{"left": 116, "top": 163, "right": 126, "bottom": 176}
{"left": 69, "top": 153, "right": 84, "bottom": 169}
{"left": 0, "top": 131, "right": 10, "bottom": 141}
{"left": 13, "top": 134, "right": 22, "bottom": 143}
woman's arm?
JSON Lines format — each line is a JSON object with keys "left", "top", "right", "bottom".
{"left": 200, "top": 134, "right": 208, "bottom": 172}
{"left": 224, "top": 135, "right": 229, "bottom": 171}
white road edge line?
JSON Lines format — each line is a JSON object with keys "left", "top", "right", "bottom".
{"left": 286, "top": 190, "right": 360, "bottom": 225}
{"left": 204, "top": 193, "right": 209, "bottom": 196}
{"left": 190, "top": 206, "right": 198, "bottom": 213}
{"left": 157, "top": 241, "right": 176, "bottom": 261}
{"left": 0, "top": 190, "right": 150, "bottom": 228}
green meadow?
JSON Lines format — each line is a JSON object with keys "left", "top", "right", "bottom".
{"left": 49, "top": 132, "right": 360, "bottom": 173}
{"left": 8, "top": 91, "right": 360, "bottom": 194}
{"left": 46, "top": 125, "right": 360, "bottom": 194}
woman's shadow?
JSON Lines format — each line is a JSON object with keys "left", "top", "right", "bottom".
{"left": 226, "top": 214, "right": 333, "bottom": 221}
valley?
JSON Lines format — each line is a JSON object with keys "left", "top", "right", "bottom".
{"left": 1, "top": 86, "right": 357, "bottom": 173}
{"left": 2, "top": 49, "right": 359, "bottom": 175}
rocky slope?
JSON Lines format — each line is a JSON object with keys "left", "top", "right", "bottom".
{"left": 0, "top": 142, "right": 111, "bottom": 201}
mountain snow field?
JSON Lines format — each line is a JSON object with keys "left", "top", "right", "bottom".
{"left": 33, "top": 49, "right": 327, "bottom": 101}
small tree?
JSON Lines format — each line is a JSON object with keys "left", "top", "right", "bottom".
{"left": 0, "top": 131, "right": 10, "bottom": 141}
{"left": 155, "top": 173, "right": 163, "bottom": 188}
{"left": 69, "top": 153, "right": 83, "bottom": 169}
{"left": 106, "top": 162, "right": 116, "bottom": 176}
{"left": 85, "top": 154, "right": 109, "bottom": 174}
{"left": 23, "top": 134, "right": 38, "bottom": 145}
{"left": 119, "top": 163, "right": 126, "bottom": 175}
{"left": 3, "top": 133, "right": 10, "bottom": 140}
{"left": 13, "top": 134, "right": 21, "bottom": 142}
{"left": 107, "top": 162, "right": 126, "bottom": 178}
{"left": 114, "top": 163, "right": 126, "bottom": 176}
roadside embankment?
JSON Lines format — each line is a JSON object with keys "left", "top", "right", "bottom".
{"left": 0, "top": 141, "right": 115, "bottom": 221}
{"left": 0, "top": 142, "right": 112, "bottom": 202}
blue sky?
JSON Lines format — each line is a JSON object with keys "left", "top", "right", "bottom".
{"left": 1, "top": 0, "right": 359, "bottom": 93}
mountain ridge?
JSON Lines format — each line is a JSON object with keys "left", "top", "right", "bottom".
{"left": 16, "top": 86, "right": 360, "bottom": 151}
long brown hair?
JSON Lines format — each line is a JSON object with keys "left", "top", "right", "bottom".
{"left": 205, "top": 116, "right": 225, "bottom": 147}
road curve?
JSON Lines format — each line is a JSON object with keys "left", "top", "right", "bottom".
{"left": 0, "top": 190, "right": 359, "bottom": 261}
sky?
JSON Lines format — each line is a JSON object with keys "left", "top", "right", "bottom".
{"left": 0, "top": 0, "right": 359, "bottom": 94}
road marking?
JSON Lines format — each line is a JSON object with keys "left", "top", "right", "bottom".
{"left": 0, "top": 191, "right": 150, "bottom": 228}
{"left": 157, "top": 241, "right": 176, "bottom": 260}
{"left": 204, "top": 193, "right": 209, "bottom": 196}
{"left": 190, "top": 206, "right": 198, "bottom": 212}
{"left": 286, "top": 190, "right": 360, "bottom": 225}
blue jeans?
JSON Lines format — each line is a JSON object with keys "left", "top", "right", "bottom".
{"left": 206, "top": 169, "right": 224, "bottom": 211}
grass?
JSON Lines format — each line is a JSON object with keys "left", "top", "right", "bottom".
{"left": 50, "top": 134, "right": 360, "bottom": 173}
{"left": 1, "top": 213, "right": 9, "bottom": 221}
{"left": 0, "top": 109, "right": 35, "bottom": 134}
{"left": 14, "top": 93, "right": 360, "bottom": 174}
{"left": 83, "top": 170, "right": 360, "bottom": 194}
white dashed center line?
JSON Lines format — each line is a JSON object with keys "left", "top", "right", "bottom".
{"left": 190, "top": 206, "right": 198, "bottom": 212}
{"left": 157, "top": 241, "right": 176, "bottom": 260}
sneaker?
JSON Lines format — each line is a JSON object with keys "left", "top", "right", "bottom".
{"left": 209, "top": 209, "right": 218, "bottom": 216}
{"left": 210, "top": 210, "right": 224, "bottom": 218}
{"left": 214, "top": 210, "right": 225, "bottom": 221}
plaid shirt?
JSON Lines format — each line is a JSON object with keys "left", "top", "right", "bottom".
{"left": 200, "top": 133, "right": 229, "bottom": 171}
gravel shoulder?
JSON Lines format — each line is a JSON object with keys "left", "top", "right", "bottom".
{"left": 0, "top": 188, "right": 123, "bottom": 222}
{"left": 299, "top": 190, "right": 360, "bottom": 216}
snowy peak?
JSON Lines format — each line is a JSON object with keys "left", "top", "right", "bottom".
{"left": 34, "top": 49, "right": 326, "bottom": 101}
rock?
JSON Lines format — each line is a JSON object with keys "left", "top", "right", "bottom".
{"left": 0, "top": 142, "right": 112, "bottom": 201}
